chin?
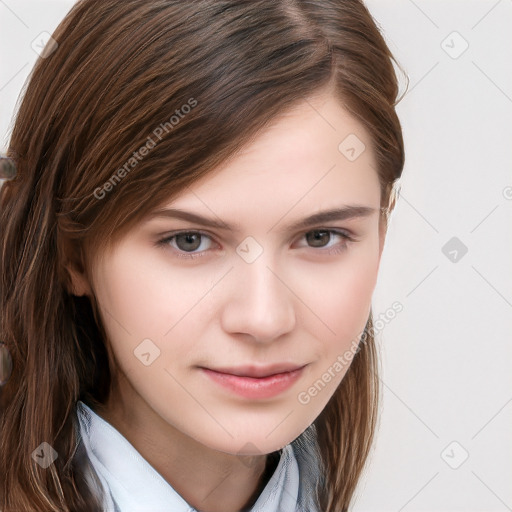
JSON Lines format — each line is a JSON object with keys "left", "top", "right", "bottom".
{"left": 191, "top": 414, "right": 313, "bottom": 456}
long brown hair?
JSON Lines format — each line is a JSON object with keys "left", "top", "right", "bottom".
{"left": 0, "top": 0, "right": 405, "bottom": 510}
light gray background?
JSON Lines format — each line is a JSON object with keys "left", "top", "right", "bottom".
{"left": 1, "top": 1, "right": 511, "bottom": 510}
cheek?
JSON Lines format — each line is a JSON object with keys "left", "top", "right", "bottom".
{"left": 295, "top": 239, "right": 380, "bottom": 350}
{"left": 93, "top": 248, "right": 213, "bottom": 341}
{"left": 91, "top": 247, "right": 222, "bottom": 390}
{"left": 291, "top": 241, "right": 380, "bottom": 415}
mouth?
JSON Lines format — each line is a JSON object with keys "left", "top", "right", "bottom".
{"left": 198, "top": 363, "right": 307, "bottom": 400}
{"left": 203, "top": 363, "right": 307, "bottom": 378}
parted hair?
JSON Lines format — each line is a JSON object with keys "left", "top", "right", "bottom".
{"left": 0, "top": 1, "right": 405, "bottom": 510}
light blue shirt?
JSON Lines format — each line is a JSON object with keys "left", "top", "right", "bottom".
{"left": 75, "top": 400, "right": 322, "bottom": 511}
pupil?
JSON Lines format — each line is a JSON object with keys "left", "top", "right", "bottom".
{"left": 177, "top": 233, "right": 201, "bottom": 251}
{"left": 307, "top": 230, "right": 329, "bottom": 247}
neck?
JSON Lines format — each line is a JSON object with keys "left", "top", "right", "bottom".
{"left": 93, "top": 374, "right": 281, "bottom": 512}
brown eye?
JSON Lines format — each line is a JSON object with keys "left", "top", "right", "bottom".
{"left": 175, "top": 232, "right": 203, "bottom": 252}
{"left": 305, "top": 230, "right": 332, "bottom": 248}
{"left": 156, "top": 230, "right": 217, "bottom": 260}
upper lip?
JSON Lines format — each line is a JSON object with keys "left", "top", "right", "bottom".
{"left": 203, "top": 363, "right": 306, "bottom": 378}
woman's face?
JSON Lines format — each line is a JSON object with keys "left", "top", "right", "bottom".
{"left": 81, "top": 90, "right": 385, "bottom": 456}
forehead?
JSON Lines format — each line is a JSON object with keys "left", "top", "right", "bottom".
{"left": 158, "top": 91, "right": 380, "bottom": 219}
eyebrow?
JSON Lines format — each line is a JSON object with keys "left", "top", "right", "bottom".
{"left": 146, "top": 205, "right": 377, "bottom": 233}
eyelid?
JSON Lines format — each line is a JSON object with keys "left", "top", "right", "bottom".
{"left": 291, "top": 228, "right": 357, "bottom": 250}
{"left": 156, "top": 226, "right": 358, "bottom": 260}
{"left": 158, "top": 226, "right": 357, "bottom": 241}
{"left": 159, "top": 229, "right": 219, "bottom": 259}
{"left": 307, "top": 226, "right": 356, "bottom": 239}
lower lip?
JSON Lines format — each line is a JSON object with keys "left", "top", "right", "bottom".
{"left": 200, "top": 366, "right": 305, "bottom": 399}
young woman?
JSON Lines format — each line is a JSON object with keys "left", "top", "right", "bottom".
{"left": 0, "top": 0, "right": 405, "bottom": 510}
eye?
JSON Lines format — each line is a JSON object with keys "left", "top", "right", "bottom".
{"left": 156, "top": 228, "right": 357, "bottom": 260}
{"left": 156, "top": 231, "right": 216, "bottom": 259}
{"left": 296, "top": 229, "right": 356, "bottom": 254}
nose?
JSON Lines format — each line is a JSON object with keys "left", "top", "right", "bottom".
{"left": 219, "top": 253, "right": 296, "bottom": 344}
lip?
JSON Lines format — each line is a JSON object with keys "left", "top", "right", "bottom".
{"left": 206, "top": 363, "right": 306, "bottom": 378}
{"left": 200, "top": 364, "right": 307, "bottom": 399}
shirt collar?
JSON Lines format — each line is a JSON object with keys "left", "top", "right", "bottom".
{"left": 76, "top": 400, "right": 316, "bottom": 511}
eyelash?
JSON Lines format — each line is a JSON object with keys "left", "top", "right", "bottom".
{"left": 155, "top": 229, "right": 357, "bottom": 260}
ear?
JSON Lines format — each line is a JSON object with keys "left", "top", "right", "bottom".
{"left": 378, "top": 212, "right": 387, "bottom": 260}
{"left": 378, "top": 181, "right": 400, "bottom": 260}
{"left": 66, "top": 260, "right": 92, "bottom": 297}
{"left": 60, "top": 236, "right": 92, "bottom": 297}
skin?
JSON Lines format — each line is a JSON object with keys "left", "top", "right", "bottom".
{"left": 68, "top": 89, "right": 387, "bottom": 512}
